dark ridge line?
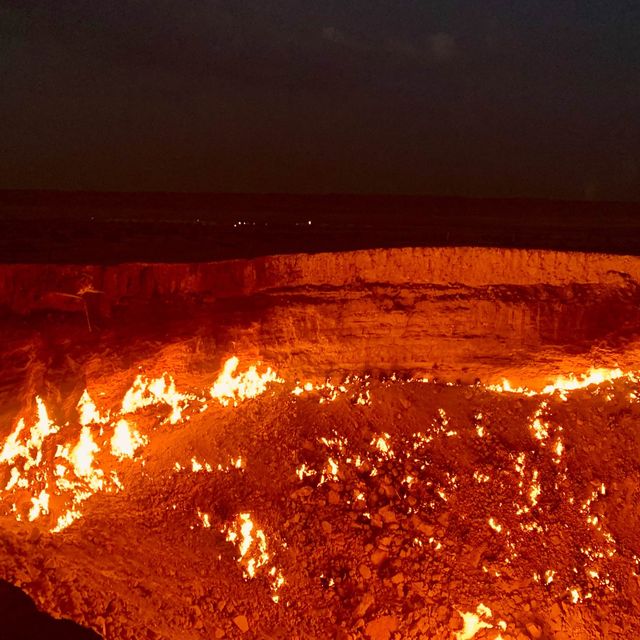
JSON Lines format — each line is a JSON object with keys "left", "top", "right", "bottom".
{"left": 1, "top": 190, "right": 640, "bottom": 263}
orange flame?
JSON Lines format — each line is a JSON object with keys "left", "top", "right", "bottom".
{"left": 111, "top": 419, "right": 147, "bottom": 460}
{"left": 122, "top": 373, "right": 191, "bottom": 424}
{"left": 77, "top": 390, "right": 110, "bottom": 426}
{"left": 211, "top": 357, "right": 282, "bottom": 406}
{"left": 0, "top": 357, "right": 283, "bottom": 531}
{"left": 223, "top": 512, "right": 285, "bottom": 599}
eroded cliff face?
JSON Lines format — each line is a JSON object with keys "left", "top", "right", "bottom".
{"left": 3, "top": 246, "right": 640, "bottom": 306}
{"left": 1, "top": 247, "right": 639, "bottom": 391}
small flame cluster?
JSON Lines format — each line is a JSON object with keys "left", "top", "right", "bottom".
{"left": 1, "top": 355, "right": 638, "bottom": 634}
{"left": 488, "top": 367, "right": 631, "bottom": 398}
{"left": 286, "top": 366, "right": 640, "bottom": 630}
{"left": 0, "top": 394, "right": 128, "bottom": 532}
{"left": 456, "top": 604, "right": 508, "bottom": 640}
{"left": 211, "top": 357, "right": 282, "bottom": 407}
{"left": 0, "top": 358, "right": 282, "bottom": 532}
{"left": 222, "top": 512, "right": 285, "bottom": 601}
{"left": 292, "top": 376, "right": 372, "bottom": 405}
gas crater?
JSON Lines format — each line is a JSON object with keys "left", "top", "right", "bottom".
{"left": 1, "top": 247, "right": 640, "bottom": 640}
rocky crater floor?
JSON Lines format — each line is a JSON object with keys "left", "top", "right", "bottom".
{"left": 1, "top": 247, "right": 640, "bottom": 639}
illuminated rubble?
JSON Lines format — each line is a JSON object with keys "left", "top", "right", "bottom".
{"left": 1, "top": 357, "right": 640, "bottom": 638}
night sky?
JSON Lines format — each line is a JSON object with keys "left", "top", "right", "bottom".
{"left": 1, "top": 1, "right": 639, "bottom": 200}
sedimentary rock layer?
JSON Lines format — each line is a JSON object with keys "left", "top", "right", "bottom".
{"left": 0, "top": 247, "right": 639, "bottom": 386}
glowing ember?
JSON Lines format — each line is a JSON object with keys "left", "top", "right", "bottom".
{"left": 488, "top": 517, "right": 503, "bottom": 533}
{"left": 372, "top": 433, "right": 393, "bottom": 455}
{"left": 295, "top": 463, "right": 316, "bottom": 480}
{"left": 197, "top": 509, "right": 211, "bottom": 528}
{"left": 529, "top": 470, "right": 541, "bottom": 506}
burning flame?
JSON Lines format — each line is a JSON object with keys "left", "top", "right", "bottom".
{"left": 455, "top": 604, "right": 494, "bottom": 640}
{"left": 77, "top": 390, "right": 109, "bottom": 426}
{"left": 0, "top": 346, "right": 635, "bottom": 605}
{"left": 210, "top": 356, "right": 282, "bottom": 406}
{"left": 28, "top": 489, "right": 50, "bottom": 522}
{"left": 0, "top": 351, "right": 636, "bottom": 638}
{"left": 122, "top": 374, "right": 190, "bottom": 424}
{"left": 0, "top": 357, "right": 282, "bottom": 532}
{"left": 223, "top": 512, "right": 285, "bottom": 600}
{"left": 490, "top": 367, "right": 631, "bottom": 398}
{"left": 1, "top": 397, "right": 59, "bottom": 470}
{"left": 111, "top": 419, "right": 147, "bottom": 460}
{"left": 71, "top": 427, "right": 100, "bottom": 479}
{"left": 197, "top": 509, "right": 211, "bottom": 528}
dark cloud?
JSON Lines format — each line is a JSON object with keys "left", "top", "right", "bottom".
{"left": 0, "top": 1, "right": 638, "bottom": 199}
{"left": 428, "top": 32, "right": 456, "bottom": 61}
{"left": 321, "top": 25, "right": 457, "bottom": 66}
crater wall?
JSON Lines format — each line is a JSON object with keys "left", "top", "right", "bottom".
{"left": 1, "top": 247, "right": 640, "bottom": 386}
